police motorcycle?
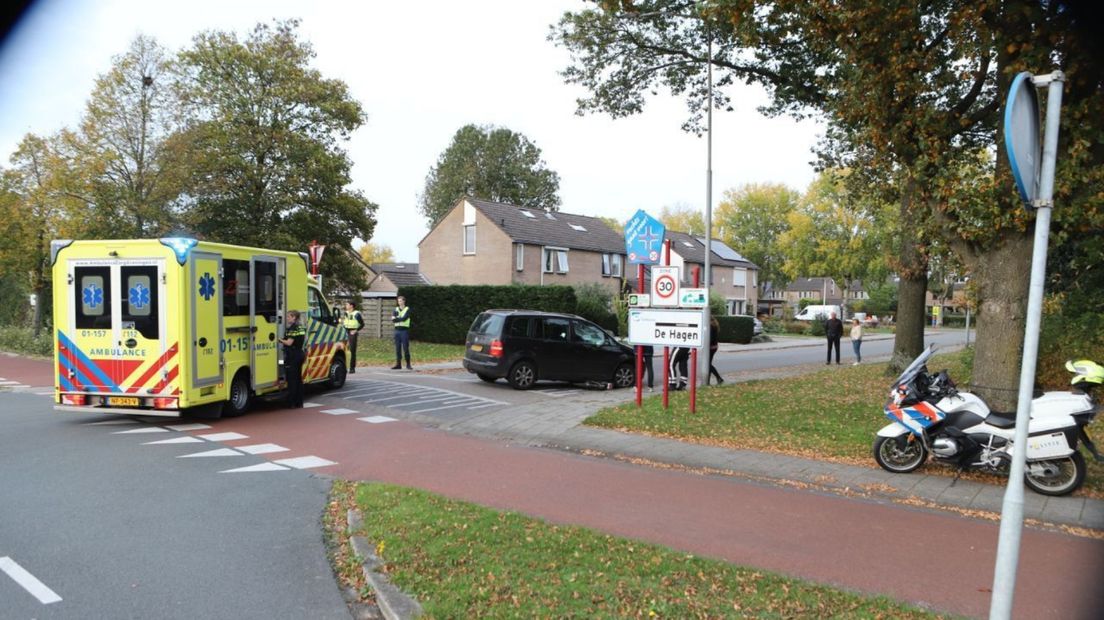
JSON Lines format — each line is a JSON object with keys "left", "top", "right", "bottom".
{"left": 873, "top": 346, "right": 1103, "bottom": 496}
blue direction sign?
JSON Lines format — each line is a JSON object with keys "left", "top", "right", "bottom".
{"left": 1005, "top": 71, "right": 1041, "bottom": 209}
{"left": 624, "top": 209, "right": 666, "bottom": 265}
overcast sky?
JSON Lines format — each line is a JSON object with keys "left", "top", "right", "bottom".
{"left": 0, "top": 0, "right": 821, "bottom": 262}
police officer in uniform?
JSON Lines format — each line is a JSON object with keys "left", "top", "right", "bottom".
{"left": 280, "top": 310, "right": 307, "bottom": 408}
{"left": 391, "top": 295, "right": 411, "bottom": 370}
{"left": 343, "top": 301, "right": 363, "bottom": 373}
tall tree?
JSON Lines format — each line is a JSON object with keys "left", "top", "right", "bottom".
{"left": 777, "top": 170, "right": 885, "bottom": 310}
{"left": 657, "top": 203, "right": 704, "bottom": 235}
{"left": 419, "top": 124, "right": 561, "bottom": 226}
{"left": 2, "top": 135, "right": 68, "bottom": 335}
{"left": 358, "top": 241, "right": 395, "bottom": 265}
{"left": 715, "top": 182, "right": 798, "bottom": 296}
{"left": 552, "top": 1, "right": 1104, "bottom": 406}
{"left": 54, "top": 35, "right": 184, "bottom": 237}
{"left": 175, "top": 20, "right": 377, "bottom": 292}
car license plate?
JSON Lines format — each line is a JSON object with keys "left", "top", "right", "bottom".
{"left": 108, "top": 396, "right": 139, "bottom": 407}
{"left": 470, "top": 344, "right": 483, "bottom": 352}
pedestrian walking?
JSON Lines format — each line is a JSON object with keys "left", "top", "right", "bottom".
{"left": 343, "top": 300, "right": 364, "bottom": 373}
{"left": 668, "top": 346, "right": 690, "bottom": 390}
{"left": 850, "top": 318, "right": 864, "bottom": 365}
{"left": 825, "top": 311, "right": 843, "bottom": 365}
{"left": 391, "top": 295, "right": 412, "bottom": 370}
{"left": 280, "top": 310, "right": 306, "bottom": 408}
{"left": 708, "top": 317, "right": 724, "bottom": 385}
{"left": 641, "top": 345, "right": 654, "bottom": 391}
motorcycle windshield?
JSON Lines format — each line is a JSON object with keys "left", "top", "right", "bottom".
{"left": 890, "top": 345, "right": 937, "bottom": 392}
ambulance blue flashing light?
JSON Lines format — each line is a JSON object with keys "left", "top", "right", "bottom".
{"left": 160, "top": 237, "right": 199, "bottom": 265}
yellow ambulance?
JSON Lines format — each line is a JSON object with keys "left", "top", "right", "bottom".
{"left": 51, "top": 237, "right": 350, "bottom": 417}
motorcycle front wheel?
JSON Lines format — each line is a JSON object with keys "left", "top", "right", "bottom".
{"left": 1024, "top": 451, "right": 1086, "bottom": 496}
{"left": 873, "top": 435, "right": 928, "bottom": 473}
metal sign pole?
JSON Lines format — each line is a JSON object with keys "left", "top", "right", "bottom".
{"left": 636, "top": 263, "right": 644, "bottom": 407}
{"left": 989, "top": 70, "right": 1064, "bottom": 620}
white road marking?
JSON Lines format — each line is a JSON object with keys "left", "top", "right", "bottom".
{"left": 358, "top": 416, "right": 396, "bottom": 424}
{"left": 465, "top": 402, "right": 502, "bottom": 410}
{"left": 302, "top": 402, "right": 324, "bottom": 408}
{"left": 143, "top": 436, "right": 204, "bottom": 445}
{"left": 84, "top": 419, "right": 140, "bottom": 426}
{"left": 274, "top": 456, "right": 337, "bottom": 469}
{"left": 196, "top": 432, "right": 249, "bottom": 442}
{"left": 220, "top": 463, "right": 289, "bottom": 473}
{"left": 165, "top": 423, "right": 211, "bottom": 431}
{"left": 113, "top": 427, "right": 169, "bottom": 434}
{"left": 0, "top": 380, "right": 21, "bottom": 385}
{"left": 179, "top": 448, "right": 243, "bottom": 458}
{"left": 406, "top": 403, "right": 479, "bottom": 414}
{"left": 236, "top": 443, "right": 289, "bottom": 455}
{"left": 320, "top": 408, "right": 360, "bottom": 416}
{"left": 0, "top": 556, "right": 62, "bottom": 604}
{"left": 33, "top": 390, "right": 55, "bottom": 396}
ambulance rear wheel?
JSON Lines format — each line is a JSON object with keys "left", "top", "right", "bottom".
{"left": 223, "top": 371, "right": 252, "bottom": 417}
{"left": 327, "top": 356, "right": 347, "bottom": 389}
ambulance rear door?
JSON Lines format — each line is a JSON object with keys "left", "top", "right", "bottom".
{"left": 250, "top": 256, "right": 284, "bottom": 389}
{"left": 66, "top": 257, "right": 167, "bottom": 403}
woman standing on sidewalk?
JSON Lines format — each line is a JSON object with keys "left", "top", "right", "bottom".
{"left": 850, "top": 318, "right": 863, "bottom": 365}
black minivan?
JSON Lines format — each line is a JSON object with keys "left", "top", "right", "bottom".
{"left": 463, "top": 310, "right": 636, "bottom": 390}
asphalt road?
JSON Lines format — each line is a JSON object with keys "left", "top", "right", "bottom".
{"left": 0, "top": 391, "right": 348, "bottom": 620}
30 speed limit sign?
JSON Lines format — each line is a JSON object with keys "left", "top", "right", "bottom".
{"left": 651, "top": 266, "right": 680, "bottom": 307}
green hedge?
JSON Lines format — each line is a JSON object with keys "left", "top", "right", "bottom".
{"left": 716, "top": 315, "right": 754, "bottom": 344}
{"left": 942, "top": 314, "right": 968, "bottom": 328}
{"left": 397, "top": 285, "right": 578, "bottom": 344}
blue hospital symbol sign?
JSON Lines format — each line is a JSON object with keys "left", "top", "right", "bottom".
{"left": 198, "top": 272, "right": 216, "bottom": 301}
{"left": 83, "top": 283, "right": 103, "bottom": 309}
{"left": 129, "top": 282, "right": 150, "bottom": 309}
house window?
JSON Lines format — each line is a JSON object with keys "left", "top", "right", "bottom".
{"left": 516, "top": 243, "right": 524, "bottom": 271}
{"left": 733, "top": 268, "right": 747, "bottom": 287}
{"left": 543, "top": 247, "right": 568, "bottom": 274}
{"left": 463, "top": 225, "right": 476, "bottom": 255}
{"left": 602, "top": 253, "right": 622, "bottom": 277}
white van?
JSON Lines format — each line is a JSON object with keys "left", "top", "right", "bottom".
{"left": 794, "top": 304, "right": 841, "bottom": 321}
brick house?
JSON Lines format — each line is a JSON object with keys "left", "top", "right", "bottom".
{"left": 418, "top": 197, "right": 626, "bottom": 293}
{"left": 652, "top": 230, "right": 759, "bottom": 316}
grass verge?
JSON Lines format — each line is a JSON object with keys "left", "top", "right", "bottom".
{"left": 585, "top": 350, "right": 1103, "bottom": 496}
{"left": 335, "top": 481, "right": 948, "bottom": 618}
{"left": 353, "top": 338, "right": 466, "bottom": 366}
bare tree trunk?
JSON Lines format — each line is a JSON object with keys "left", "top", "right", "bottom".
{"left": 969, "top": 232, "right": 1032, "bottom": 411}
{"left": 889, "top": 184, "right": 929, "bottom": 373}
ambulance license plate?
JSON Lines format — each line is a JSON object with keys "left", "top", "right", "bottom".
{"left": 470, "top": 344, "right": 483, "bottom": 352}
{"left": 108, "top": 396, "right": 139, "bottom": 407}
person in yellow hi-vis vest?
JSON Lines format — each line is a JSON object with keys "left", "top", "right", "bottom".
{"left": 343, "top": 301, "right": 363, "bottom": 373}
{"left": 391, "top": 295, "right": 412, "bottom": 370}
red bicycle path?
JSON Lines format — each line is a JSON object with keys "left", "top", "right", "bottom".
{"left": 9, "top": 354, "right": 1103, "bottom": 618}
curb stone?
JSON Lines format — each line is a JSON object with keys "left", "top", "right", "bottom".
{"left": 347, "top": 509, "right": 424, "bottom": 620}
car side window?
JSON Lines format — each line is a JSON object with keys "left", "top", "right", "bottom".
{"left": 540, "top": 318, "right": 569, "bottom": 342}
{"left": 572, "top": 320, "right": 607, "bottom": 346}
{"left": 508, "top": 316, "right": 531, "bottom": 338}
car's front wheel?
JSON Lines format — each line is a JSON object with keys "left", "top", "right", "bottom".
{"left": 612, "top": 362, "right": 635, "bottom": 389}
{"left": 507, "top": 360, "right": 537, "bottom": 390}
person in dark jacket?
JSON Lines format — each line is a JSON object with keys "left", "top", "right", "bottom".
{"left": 825, "top": 311, "right": 844, "bottom": 365}
{"left": 280, "top": 310, "right": 307, "bottom": 408}
{"left": 391, "top": 295, "right": 412, "bottom": 370}
{"left": 708, "top": 317, "right": 724, "bottom": 384}
{"left": 641, "top": 344, "right": 655, "bottom": 391}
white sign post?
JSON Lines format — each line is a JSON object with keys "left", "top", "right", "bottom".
{"left": 651, "top": 266, "right": 680, "bottom": 308}
{"left": 627, "top": 308, "right": 703, "bottom": 348}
